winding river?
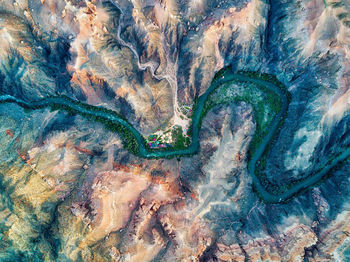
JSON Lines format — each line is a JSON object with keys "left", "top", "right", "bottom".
{"left": 1, "top": 70, "right": 348, "bottom": 203}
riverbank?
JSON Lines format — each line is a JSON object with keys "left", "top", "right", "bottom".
{"left": 1, "top": 68, "right": 347, "bottom": 203}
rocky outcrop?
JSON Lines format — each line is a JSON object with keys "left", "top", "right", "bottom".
{"left": 1, "top": 0, "right": 350, "bottom": 261}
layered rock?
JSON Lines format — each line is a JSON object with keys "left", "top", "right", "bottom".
{"left": 0, "top": 0, "right": 350, "bottom": 261}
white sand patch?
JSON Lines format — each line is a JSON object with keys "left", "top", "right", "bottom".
{"left": 284, "top": 127, "right": 322, "bottom": 174}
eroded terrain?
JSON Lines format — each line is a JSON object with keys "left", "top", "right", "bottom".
{"left": 1, "top": 0, "right": 350, "bottom": 261}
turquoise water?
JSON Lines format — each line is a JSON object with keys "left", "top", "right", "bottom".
{"left": 1, "top": 70, "right": 348, "bottom": 203}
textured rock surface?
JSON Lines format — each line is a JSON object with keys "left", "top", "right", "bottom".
{"left": 1, "top": 0, "right": 350, "bottom": 261}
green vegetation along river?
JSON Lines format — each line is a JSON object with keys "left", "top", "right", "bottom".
{"left": 0, "top": 68, "right": 348, "bottom": 203}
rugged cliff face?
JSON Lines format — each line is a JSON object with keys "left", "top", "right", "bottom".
{"left": 1, "top": 0, "right": 350, "bottom": 261}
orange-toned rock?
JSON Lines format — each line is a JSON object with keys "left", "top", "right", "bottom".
{"left": 5, "top": 129, "right": 14, "bottom": 138}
